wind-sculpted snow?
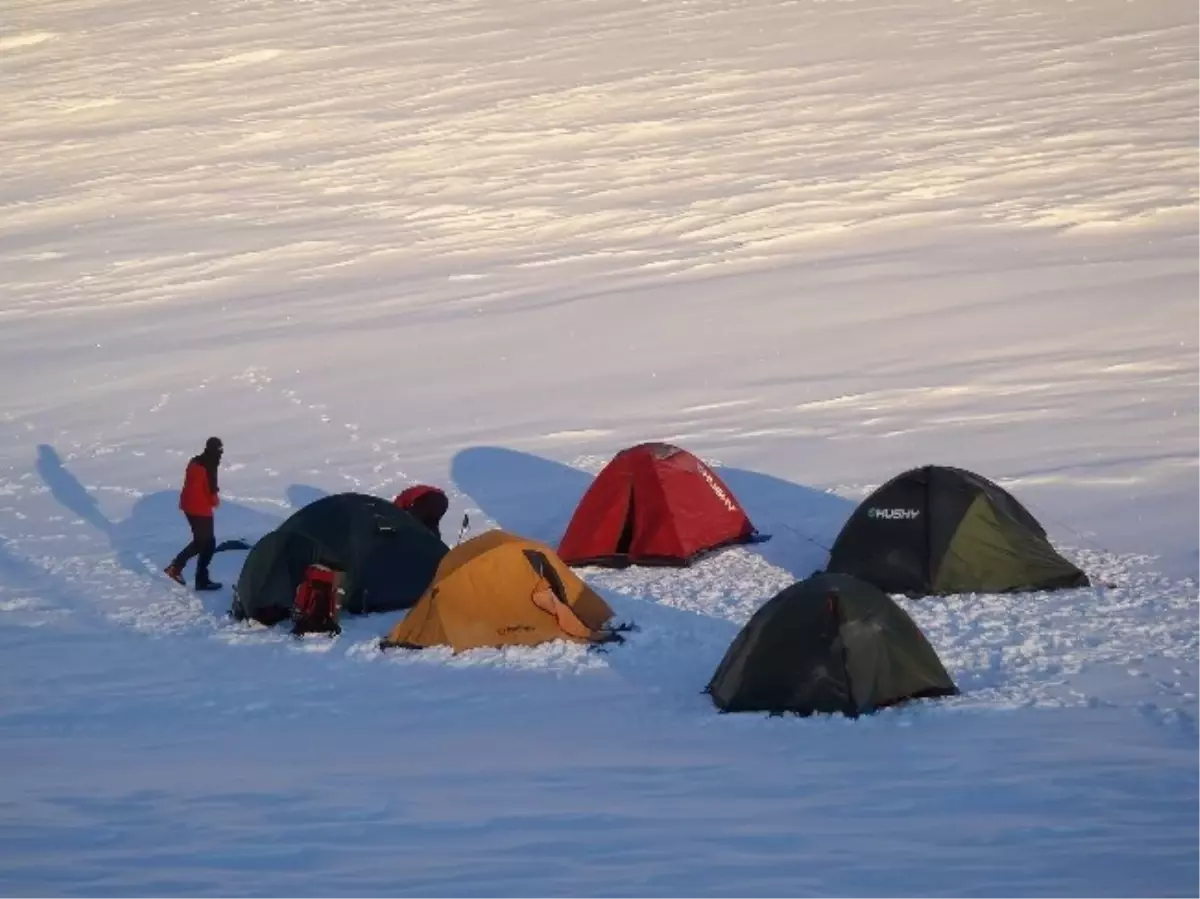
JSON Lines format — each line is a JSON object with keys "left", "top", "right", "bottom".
{"left": 3, "top": 0, "right": 1196, "bottom": 322}
{"left": 0, "top": 0, "right": 1195, "bottom": 893}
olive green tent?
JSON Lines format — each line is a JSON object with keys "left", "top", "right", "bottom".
{"left": 232, "top": 492, "right": 447, "bottom": 625}
{"left": 707, "top": 572, "right": 957, "bottom": 717}
{"left": 825, "top": 465, "right": 1089, "bottom": 596}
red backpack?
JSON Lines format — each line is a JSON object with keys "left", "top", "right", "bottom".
{"left": 292, "top": 564, "right": 345, "bottom": 637}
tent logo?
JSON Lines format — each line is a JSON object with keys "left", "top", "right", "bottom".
{"left": 698, "top": 465, "right": 738, "bottom": 512}
{"left": 498, "top": 624, "right": 535, "bottom": 635}
{"left": 868, "top": 507, "right": 921, "bottom": 520}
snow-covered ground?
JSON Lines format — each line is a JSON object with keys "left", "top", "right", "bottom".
{"left": 1, "top": 0, "right": 1196, "bottom": 894}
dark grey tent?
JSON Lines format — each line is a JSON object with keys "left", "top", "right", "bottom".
{"left": 232, "top": 492, "right": 448, "bottom": 625}
{"left": 707, "top": 572, "right": 957, "bottom": 717}
{"left": 825, "top": 465, "right": 1089, "bottom": 596}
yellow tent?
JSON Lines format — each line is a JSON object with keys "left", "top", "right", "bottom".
{"left": 382, "top": 530, "right": 617, "bottom": 653}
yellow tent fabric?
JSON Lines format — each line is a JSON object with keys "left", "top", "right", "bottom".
{"left": 382, "top": 530, "right": 615, "bottom": 653}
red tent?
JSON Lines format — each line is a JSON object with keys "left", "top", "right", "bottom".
{"left": 558, "top": 442, "right": 757, "bottom": 567}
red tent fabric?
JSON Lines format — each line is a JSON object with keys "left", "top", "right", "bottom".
{"left": 558, "top": 443, "right": 756, "bottom": 567}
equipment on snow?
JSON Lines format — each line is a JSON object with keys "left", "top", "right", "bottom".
{"left": 291, "top": 563, "right": 345, "bottom": 637}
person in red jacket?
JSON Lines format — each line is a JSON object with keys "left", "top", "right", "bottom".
{"left": 165, "top": 437, "right": 224, "bottom": 590}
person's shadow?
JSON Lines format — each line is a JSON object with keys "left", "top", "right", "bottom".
{"left": 35, "top": 444, "right": 283, "bottom": 587}
{"left": 450, "top": 446, "right": 855, "bottom": 578}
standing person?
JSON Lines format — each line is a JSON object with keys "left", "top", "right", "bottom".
{"left": 165, "top": 437, "right": 224, "bottom": 590}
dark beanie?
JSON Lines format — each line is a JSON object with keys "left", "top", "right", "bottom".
{"left": 205, "top": 437, "right": 224, "bottom": 453}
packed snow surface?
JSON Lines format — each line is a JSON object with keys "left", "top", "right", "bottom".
{"left": 1, "top": 0, "right": 1196, "bottom": 894}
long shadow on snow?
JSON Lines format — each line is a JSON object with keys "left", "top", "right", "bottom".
{"left": 35, "top": 445, "right": 282, "bottom": 607}
{"left": 718, "top": 466, "right": 854, "bottom": 577}
{"left": 451, "top": 447, "right": 591, "bottom": 544}
{"left": 450, "top": 445, "right": 855, "bottom": 578}
{"left": 285, "top": 483, "right": 329, "bottom": 510}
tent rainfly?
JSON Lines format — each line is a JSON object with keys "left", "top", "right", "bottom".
{"left": 233, "top": 492, "right": 448, "bottom": 625}
{"left": 558, "top": 442, "right": 759, "bottom": 567}
{"left": 707, "top": 572, "right": 958, "bottom": 717}
{"left": 824, "top": 465, "right": 1089, "bottom": 596}
{"left": 382, "top": 530, "right": 623, "bottom": 653}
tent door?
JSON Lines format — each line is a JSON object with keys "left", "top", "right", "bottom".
{"left": 523, "top": 549, "right": 569, "bottom": 603}
{"left": 615, "top": 492, "right": 636, "bottom": 555}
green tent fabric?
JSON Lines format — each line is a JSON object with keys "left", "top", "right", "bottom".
{"left": 825, "top": 465, "right": 1089, "bottom": 596}
{"left": 232, "top": 492, "right": 448, "bottom": 625}
{"left": 707, "top": 572, "right": 958, "bottom": 717}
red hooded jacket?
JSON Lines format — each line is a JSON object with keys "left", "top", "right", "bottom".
{"left": 180, "top": 457, "right": 220, "bottom": 517}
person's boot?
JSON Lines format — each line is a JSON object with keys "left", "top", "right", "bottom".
{"left": 164, "top": 564, "right": 186, "bottom": 585}
{"left": 195, "top": 578, "right": 223, "bottom": 591}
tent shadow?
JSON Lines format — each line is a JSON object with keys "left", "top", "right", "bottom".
{"left": 451, "top": 447, "right": 592, "bottom": 545}
{"left": 717, "top": 467, "right": 855, "bottom": 578}
{"left": 119, "top": 489, "right": 280, "bottom": 553}
{"left": 451, "top": 445, "right": 856, "bottom": 578}
{"left": 286, "top": 483, "right": 329, "bottom": 510}
{"left": 35, "top": 444, "right": 283, "bottom": 590}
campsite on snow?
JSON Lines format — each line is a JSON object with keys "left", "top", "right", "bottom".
{"left": 1, "top": 0, "right": 1196, "bottom": 895}
{"left": 224, "top": 445, "right": 1083, "bottom": 716}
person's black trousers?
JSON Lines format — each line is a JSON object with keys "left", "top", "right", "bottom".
{"left": 171, "top": 514, "right": 215, "bottom": 582}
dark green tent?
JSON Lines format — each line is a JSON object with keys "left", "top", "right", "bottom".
{"left": 825, "top": 465, "right": 1089, "bottom": 596}
{"left": 706, "top": 572, "right": 957, "bottom": 717}
{"left": 232, "top": 492, "right": 448, "bottom": 625}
